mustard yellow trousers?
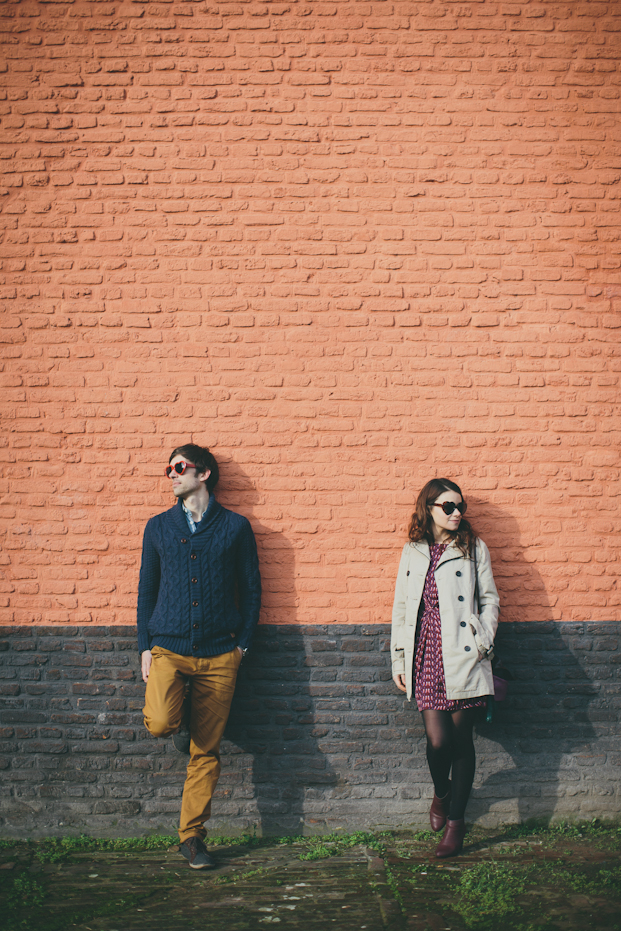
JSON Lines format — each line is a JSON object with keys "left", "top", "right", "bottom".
{"left": 143, "top": 645, "right": 242, "bottom": 843}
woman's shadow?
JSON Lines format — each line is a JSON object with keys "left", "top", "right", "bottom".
{"left": 214, "top": 457, "right": 337, "bottom": 836}
{"left": 467, "top": 499, "right": 597, "bottom": 825}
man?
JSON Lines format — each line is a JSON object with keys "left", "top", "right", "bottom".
{"left": 137, "top": 443, "right": 261, "bottom": 869}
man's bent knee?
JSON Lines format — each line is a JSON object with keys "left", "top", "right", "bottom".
{"left": 144, "top": 714, "right": 176, "bottom": 739}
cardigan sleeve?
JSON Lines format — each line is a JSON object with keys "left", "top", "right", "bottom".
{"left": 235, "top": 518, "right": 262, "bottom": 651}
{"left": 136, "top": 519, "right": 161, "bottom": 654}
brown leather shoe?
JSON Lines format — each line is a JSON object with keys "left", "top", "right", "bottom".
{"left": 180, "top": 836, "right": 216, "bottom": 870}
{"left": 429, "top": 783, "right": 451, "bottom": 832}
{"left": 435, "top": 818, "right": 466, "bottom": 858}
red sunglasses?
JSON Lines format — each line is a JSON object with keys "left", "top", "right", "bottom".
{"left": 165, "top": 461, "right": 196, "bottom": 478}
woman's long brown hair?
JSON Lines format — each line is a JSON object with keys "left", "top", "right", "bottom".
{"left": 408, "top": 478, "right": 476, "bottom": 556}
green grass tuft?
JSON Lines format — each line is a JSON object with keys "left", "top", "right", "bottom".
{"left": 7, "top": 875, "right": 47, "bottom": 909}
{"left": 34, "top": 834, "right": 179, "bottom": 863}
{"left": 297, "top": 830, "right": 392, "bottom": 861}
{"left": 454, "top": 860, "right": 531, "bottom": 930}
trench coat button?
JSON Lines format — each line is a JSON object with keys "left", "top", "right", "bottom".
{"left": 458, "top": 595, "right": 464, "bottom": 602}
{"left": 460, "top": 621, "right": 466, "bottom": 628}
{"left": 464, "top": 645, "right": 471, "bottom": 652}
{"left": 456, "top": 571, "right": 462, "bottom": 577}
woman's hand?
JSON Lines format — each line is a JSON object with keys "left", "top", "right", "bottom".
{"left": 393, "top": 672, "right": 407, "bottom": 693}
{"left": 470, "top": 623, "right": 488, "bottom": 663}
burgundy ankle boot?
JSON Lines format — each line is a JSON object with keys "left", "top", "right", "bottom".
{"left": 429, "top": 784, "right": 451, "bottom": 832}
{"left": 435, "top": 818, "right": 466, "bottom": 858}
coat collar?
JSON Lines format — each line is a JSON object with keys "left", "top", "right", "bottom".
{"left": 411, "top": 538, "right": 464, "bottom": 566}
{"left": 436, "top": 539, "right": 465, "bottom": 567}
{"left": 170, "top": 494, "right": 222, "bottom": 535}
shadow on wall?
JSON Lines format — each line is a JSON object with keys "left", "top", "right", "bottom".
{"left": 471, "top": 497, "right": 555, "bottom": 625}
{"left": 226, "top": 627, "right": 340, "bottom": 836}
{"left": 211, "top": 476, "right": 603, "bottom": 832}
{"left": 216, "top": 458, "right": 338, "bottom": 835}
{"left": 472, "top": 622, "right": 599, "bottom": 825}
{"left": 466, "top": 500, "right": 598, "bottom": 824}
{"left": 216, "top": 456, "right": 300, "bottom": 628}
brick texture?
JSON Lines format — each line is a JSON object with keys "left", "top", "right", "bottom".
{"left": 1, "top": 1, "right": 621, "bottom": 630}
{"left": 0, "top": 624, "right": 618, "bottom": 836}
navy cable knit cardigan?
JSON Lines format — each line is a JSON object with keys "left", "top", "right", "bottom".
{"left": 137, "top": 496, "right": 261, "bottom": 657}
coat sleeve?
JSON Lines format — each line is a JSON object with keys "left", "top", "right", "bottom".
{"left": 235, "top": 518, "right": 262, "bottom": 652}
{"left": 390, "top": 544, "right": 409, "bottom": 677}
{"left": 471, "top": 537, "right": 499, "bottom": 654}
{"left": 136, "top": 519, "right": 161, "bottom": 654}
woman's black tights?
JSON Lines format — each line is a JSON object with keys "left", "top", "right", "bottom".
{"left": 422, "top": 709, "right": 477, "bottom": 821}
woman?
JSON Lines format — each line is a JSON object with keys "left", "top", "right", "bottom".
{"left": 391, "top": 478, "right": 500, "bottom": 858}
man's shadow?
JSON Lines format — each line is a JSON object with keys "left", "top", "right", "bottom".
{"left": 465, "top": 500, "right": 597, "bottom": 824}
{"left": 214, "top": 458, "right": 338, "bottom": 836}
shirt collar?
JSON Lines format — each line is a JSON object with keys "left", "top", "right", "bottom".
{"left": 182, "top": 499, "right": 207, "bottom": 531}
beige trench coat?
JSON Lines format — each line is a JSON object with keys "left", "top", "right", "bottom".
{"left": 391, "top": 538, "right": 500, "bottom": 702}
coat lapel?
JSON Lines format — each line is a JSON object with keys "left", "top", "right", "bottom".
{"left": 411, "top": 539, "right": 463, "bottom": 567}
{"left": 412, "top": 541, "right": 430, "bottom": 562}
{"left": 436, "top": 539, "right": 467, "bottom": 567}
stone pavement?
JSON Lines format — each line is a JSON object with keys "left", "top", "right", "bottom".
{"left": 1, "top": 825, "right": 620, "bottom": 931}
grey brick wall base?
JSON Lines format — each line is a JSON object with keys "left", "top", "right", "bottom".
{"left": 0, "top": 623, "right": 619, "bottom": 837}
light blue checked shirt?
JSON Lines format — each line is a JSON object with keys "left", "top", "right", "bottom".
{"left": 181, "top": 500, "right": 207, "bottom": 534}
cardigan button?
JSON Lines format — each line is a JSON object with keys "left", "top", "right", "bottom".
{"left": 192, "top": 601, "right": 198, "bottom": 607}
{"left": 193, "top": 624, "right": 199, "bottom": 630}
{"left": 456, "top": 571, "right": 462, "bottom": 577}
{"left": 458, "top": 595, "right": 464, "bottom": 602}
{"left": 460, "top": 621, "right": 466, "bottom": 628}
{"left": 181, "top": 538, "right": 187, "bottom": 544}
{"left": 192, "top": 577, "right": 198, "bottom": 584}
{"left": 192, "top": 644, "right": 198, "bottom": 651}
{"left": 190, "top": 554, "right": 197, "bottom": 560}
{"left": 464, "top": 645, "right": 471, "bottom": 652}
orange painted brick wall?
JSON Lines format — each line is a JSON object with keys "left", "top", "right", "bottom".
{"left": 1, "top": 0, "right": 620, "bottom": 629}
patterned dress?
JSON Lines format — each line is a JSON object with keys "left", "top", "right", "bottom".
{"left": 414, "top": 542, "right": 486, "bottom": 712}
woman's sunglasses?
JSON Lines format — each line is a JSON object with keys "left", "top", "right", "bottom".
{"left": 431, "top": 501, "right": 467, "bottom": 516}
{"left": 165, "top": 461, "right": 196, "bottom": 478}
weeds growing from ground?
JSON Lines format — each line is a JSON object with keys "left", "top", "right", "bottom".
{"left": 297, "top": 830, "right": 391, "bottom": 861}
{"left": 1, "top": 819, "right": 620, "bottom": 931}
{"left": 538, "top": 860, "right": 621, "bottom": 897}
{"left": 2, "top": 872, "right": 146, "bottom": 931}
{"left": 453, "top": 860, "right": 532, "bottom": 929}
{"left": 34, "top": 833, "right": 179, "bottom": 863}
{"left": 492, "top": 818, "right": 621, "bottom": 850}
{"left": 402, "top": 824, "right": 621, "bottom": 931}
{"left": 449, "top": 857, "right": 621, "bottom": 931}
{"left": 7, "top": 875, "right": 46, "bottom": 909}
